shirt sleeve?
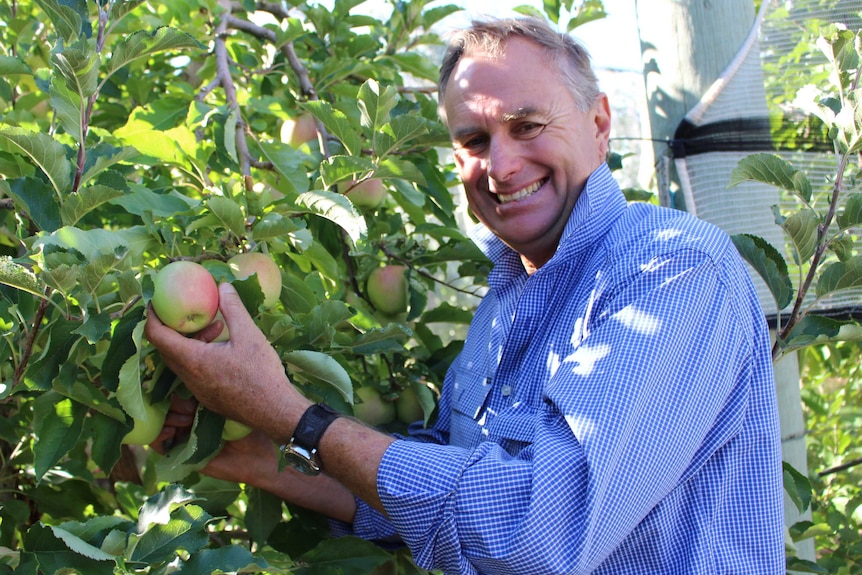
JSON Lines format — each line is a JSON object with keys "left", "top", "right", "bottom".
{"left": 375, "top": 249, "right": 758, "bottom": 574}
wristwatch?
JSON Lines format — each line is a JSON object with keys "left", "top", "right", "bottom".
{"left": 281, "top": 403, "right": 341, "bottom": 476}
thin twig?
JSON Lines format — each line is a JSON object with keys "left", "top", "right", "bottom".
{"left": 819, "top": 456, "right": 862, "bottom": 477}
{"left": 13, "top": 292, "right": 50, "bottom": 386}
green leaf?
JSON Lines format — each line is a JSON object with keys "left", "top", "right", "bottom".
{"left": 135, "top": 484, "right": 200, "bottom": 532}
{"left": 257, "top": 140, "right": 311, "bottom": 194}
{"left": 0, "top": 55, "right": 33, "bottom": 76}
{"left": 80, "top": 145, "right": 139, "bottom": 186}
{"left": 347, "top": 324, "right": 410, "bottom": 355}
{"left": 296, "top": 536, "right": 392, "bottom": 575}
{"left": 296, "top": 189, "right": 366, "bottom": 246}
{"left": 47, "top": 523, "right": 117, "bottom": 562}
{"left": 816, "top": 256, "right": 862, "bottom": 298}
{"left": 100, "top": 306, "right": 145, "bottom": 392}
{"left": 175, "top": 545, "right": 268, "bottom": 575}
{"left": 110, "top": 184, "right": 198, "bottom": 217}
{"left": 205, "top": 195, "right": 246, "bottom": 238}
{"left": 106, "top": 27, "right": 204, "bottom": 80}
{"left": 421, "top": 301, "right": 474, "bottom": 325}
{"left": 50, "top": 80, "right": 85, "bottom": 144}
{"left": 320, "top": 155, "right": 377, "bottom": 188}
{"left": 61, "top": 184, "right": 125, "bottom": 226}
{"left": 728, "top": 153, "right": 812, "bottom": 204}
{"left": 245, "top": 488, "right": 283, "bottom": 546}
{"left": 837, "top": 193, "right": 862, "bottom": 229}
{"left": 23, "top": 523, "right": 115, "bottom": 575}
{"left": 283, "top": 350, "right": 353, "bottom": 403}
{"left": 304, "top": 100, "right": 363, "bottom": 156}
{"left": 22, "top": 316, "right": 78, "bottom": 391}
{"left": 777, "top": 206, "right": 819, "bottom": 263}
{"left": 0, "top": 126, "right": 72, "bottom": 196}
{"left": 784, "top": 556, "right": 829, "bottom": 574}
{"left": 34, "top": 0, "right": 83, "bottom": 43}
{"left": 33, "top": 391, "right": 87, "bottom": 483}
{"left": 0, "top": 256, "right": 43, "bottom": 297}
{"left": 52, "top": 42, "right": 100, "bottom": 101}
{"left": 223, "top": 106, "right": 240, "bottom": 164}
{"left": 780, "top": 315, "right": 862, "bottom": 353}
{"left": 114, "top": 320, "right": 148, "bottom": 422}
{"left": 358, "top": 79, "right": 399, "bottom": 135}
{"left": 7, "top": 176, "right": 62, "bottom": 232}
{"left": 783, "top": 461, "right": 812, "bottom": 513}
{"left": 569, "top": 0, "right": 608, "bottom": 30}
{"left": 129, "top": 504, "right": 212, "bottom": 564}
{"left": 731, "top": 233, "right": 794, "bottom": 309}
{"left": 376, "top": 156, "right": 426, "bottom": 184}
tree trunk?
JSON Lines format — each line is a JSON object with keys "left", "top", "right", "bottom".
{"left": 636, "top": 0, "right": 812, "bottom": 559}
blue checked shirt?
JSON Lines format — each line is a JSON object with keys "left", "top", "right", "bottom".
{"left": 341, "top": 164, "right": 785, "bottom": 574}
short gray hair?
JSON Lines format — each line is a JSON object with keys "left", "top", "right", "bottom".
{"left": 438, "top": 17, "right": 601, "bottom": 121}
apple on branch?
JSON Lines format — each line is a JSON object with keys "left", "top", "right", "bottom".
{"left": 151, "top": 260, "right": 220, "bottom": 334}
{"left": 340, "top": 178, "right": 387, "bottom": 210}
{"left": 366, "top": 265, "right": 408, "bottom": 316}
{"left": 227, "top": 252, "right": 282, "bottom": 309}
{"left": 280, "top": 113, "right": 317, "bottom": 148}
{"left": 122, "top": 397, "right": 169, "bottom": 445}
{"left": 352, "top": 386, "right": 395, "bottom": 427}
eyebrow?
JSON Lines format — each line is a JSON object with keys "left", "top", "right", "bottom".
{"left": 451, "top": 106, "right": 542, "bottom": 142}
{"left": 501, "top": 107, "right": 538, "bottom": 122}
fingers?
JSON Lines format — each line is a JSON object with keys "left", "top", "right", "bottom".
{"left": 217, "top": 282, "right": 255, "bottom": 336}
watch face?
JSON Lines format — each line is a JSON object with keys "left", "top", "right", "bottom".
{"left": 283, "top": 445, "right": 321, "bottom": 476}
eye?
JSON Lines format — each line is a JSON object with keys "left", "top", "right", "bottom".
{"left": 457, "top": 134, "right": 488, "bottom": 153}
{"left": 515, "top": 122, "right": 544, "bottom": 137}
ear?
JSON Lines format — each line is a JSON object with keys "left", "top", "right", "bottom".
{"left": 592, "top": 93, "right": 612, "bottom": 160}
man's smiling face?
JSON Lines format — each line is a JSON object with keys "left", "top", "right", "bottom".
{"left": 443, "top": 37, "right": 611, "bottom": 272}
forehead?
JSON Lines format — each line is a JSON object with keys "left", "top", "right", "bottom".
{"left": 442, "top": 38, "right": 565, "bottom": 128}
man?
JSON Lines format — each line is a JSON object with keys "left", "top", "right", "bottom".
{"left": 146, "top": 17, "right": 785, "bottom": 574}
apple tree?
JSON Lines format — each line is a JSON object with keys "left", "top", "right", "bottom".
{"left": 0, "top": 0, "right": 494, "bottom": 572}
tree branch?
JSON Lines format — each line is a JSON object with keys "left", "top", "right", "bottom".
{"left": 215, "top": 0, "right": 251, "bottom": 177}
{"left": 13, "top": 292, "right": 50, "bottom": 386}
{"left": 819, "top": 456, "right": 862, "bottom": 477}
{"left": 225, "top": 14, "right": 330, "bottom": 156}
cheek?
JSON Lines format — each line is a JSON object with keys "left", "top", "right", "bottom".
{"left": 455, "top": 154, "right": 484, "bottom": 184}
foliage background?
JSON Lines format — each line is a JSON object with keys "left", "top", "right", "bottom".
{"left": 1, "top": 0, "right": 862, "bottom": 573}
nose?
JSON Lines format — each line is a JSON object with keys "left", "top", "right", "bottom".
{"left": 486, "top": 136, "right": 521, "bottom": 184}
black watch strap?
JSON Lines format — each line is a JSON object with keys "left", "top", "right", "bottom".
{"left": 290, "top": 403, "right": 341, "bottom": 455}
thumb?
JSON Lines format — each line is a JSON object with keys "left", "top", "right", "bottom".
{"left": 218, "top": 282, "right": 256, "bottom": 335}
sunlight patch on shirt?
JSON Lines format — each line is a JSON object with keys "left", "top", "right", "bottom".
{"left": 640, "top": 256, "right": 669, "bottom": 273}
{"left": 547, "top": 349, "right": 562, "bottom": 379}
{"left": 564, "top": 413, "right": 595, "bottom": 440}
{"left": 612, "top": 305, "right": 661, "bottom": 336}
{"left": 655, "top": 228, "right": 683, "bottom": 241}
{"left": 562, "top": 343, "right": 611, "bottom": 376}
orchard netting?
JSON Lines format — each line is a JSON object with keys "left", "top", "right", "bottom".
{"left": 661, "top": 0, "right": 862, "bottom": 322}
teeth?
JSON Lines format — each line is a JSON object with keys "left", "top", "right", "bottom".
{"left": 497, "top": 180, "right": 543, "bottom": 204}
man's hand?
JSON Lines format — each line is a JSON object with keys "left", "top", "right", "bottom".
{"left": 144, "top": 282, "right": 310, "bottom": 443}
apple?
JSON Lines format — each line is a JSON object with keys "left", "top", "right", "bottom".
{"left": 396, "top": 385, "right": 425, "bottom": 424}
{"left": 280, "top": 113, "right": 317, "bottom": 148}
{"left": 222, "top": 418, "right": 253, "bottom": 441}
{"left": 340, "top": 178, "right": 387, "bottom": 210}
{"left": 352, "top": 386, "right": 395, "bottom": 427}
{"left": 210, "top": 310, "right": 230, "bottom": 342}
{"left": 366, "top": 265, "right": 408, "bottom": 316}
{"left": 228, "top": 252, "right": 282, "bottom": 309}
{"left": 122, "top": 399, "right": 169, "bottom": 445}
{"left": 151, "top": 260, "right": 220, "bottom": 334}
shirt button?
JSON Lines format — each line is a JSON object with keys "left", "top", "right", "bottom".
{"left": 501, "top": 385, "right": 512, "bottom": 396}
